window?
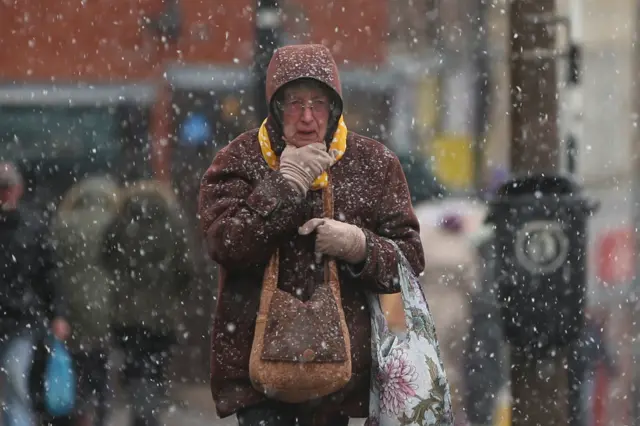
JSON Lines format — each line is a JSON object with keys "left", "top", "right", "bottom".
{"left": 341, "top": 84, "right": 448, "bottom": 203}
{"left": 170, "top": 88, "right": 256, "bottom": 225}
{"left": 342, "top": 87, "right": 392, "bottom": 146}
{"left": 0, "top": 106, "right": 119, "bottom": 162}
{"left": 171, "top": 88, "right": 255, "bottom": 150}
{"left": 0, "top": 103, "right": 151, "bottom": 211}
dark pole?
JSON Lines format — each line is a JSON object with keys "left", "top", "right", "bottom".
{"left": 509, "top": 0, "right": 560, "bottom": 175}
{"left": 254, "top": 0, "right": 282, "bottom": 121}
{"left": 472, "top": 0, "right": 491, "bottom": 196}
{"left": 508, "top": 1, "right": 575, "bottom": 425}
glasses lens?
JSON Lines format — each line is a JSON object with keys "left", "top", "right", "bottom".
{"left": 285, "top": 101, "right": 304, "bottom": 116}
{"left": 283, "top": 100, "right": 330, "bottom": 118}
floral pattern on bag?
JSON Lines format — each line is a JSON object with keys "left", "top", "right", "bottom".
{"left": 398, "top": 357, "right": 451, "bottom": 425}
{"left": 379, "top": 351, "right": 418, "bottom": 415}
{"left": 368, "top": 243, "right": 454, "bottom": 426}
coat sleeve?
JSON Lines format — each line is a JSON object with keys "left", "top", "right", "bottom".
{"left": 346, "top": 154, "right": 425, "bottom": 293}
{"left": 198, "top": 144, "right": 309, "bottom": 271}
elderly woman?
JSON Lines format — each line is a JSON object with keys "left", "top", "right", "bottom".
{"left": 199, "top": 44, "right": 424, "bottom": 425}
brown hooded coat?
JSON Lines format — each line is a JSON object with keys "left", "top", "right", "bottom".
{"left": 199, "top": 44, "right": 425, "bottom": 418}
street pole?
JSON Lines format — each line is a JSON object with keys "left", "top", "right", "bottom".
{"left": 509, "top": 0, "right": 560, "bottom": 174}
{"left": 631, "top": 0, "right": 640, "bottom": 420}
{"left": 254, "top": 0, "right": 282, "bottom": 121}
{"left": 508, "top": 1, "right": 570, "bottom": 425}
{"left": 472, "top": 0, "right": 491, "bottom": 196}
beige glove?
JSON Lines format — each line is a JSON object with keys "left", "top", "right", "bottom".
{"left": 299, "top": 218, "right": 366, "bottom": 264}
{"left": 279, "top": 143, "right": 335, "bottom": 196}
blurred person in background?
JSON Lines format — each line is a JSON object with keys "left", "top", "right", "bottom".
{"left": 420, "top": 213, "right": 482, "bottom": 425}
{"left": 464, "top": 219, "right": 507, "bottom": 426}
{"left": 463, "top": 174, "right": 509, "bottom": 426}
{"left": 49, "top": 176, "right": 121, "bottom": 426}
{"left": 101, "top": 180, "right": 195, "bottom": 426}
{"left": 0, "top": 161, "right": 70, "bottom": 426}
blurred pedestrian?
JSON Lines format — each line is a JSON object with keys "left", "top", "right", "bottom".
{"left": 50, "top": 176, "right": 121, "bottom": 426}
{"left": 199, "top": 44, "right": 425, "bottom": 425}
{"left": 420, "top": 213, "right": 481, "bottom": 425}
{"left": 0, "top": 162, "right": 70, "bottom": 426}
{"left": 101, "top": 180, "right": 195, "bottom": 426}
{"left": 464, "top": 219, "right": 507, "bottom": 426}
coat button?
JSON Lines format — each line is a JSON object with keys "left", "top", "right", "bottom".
{"left": 302, "top": 348, "right": 315, "bottom": 362}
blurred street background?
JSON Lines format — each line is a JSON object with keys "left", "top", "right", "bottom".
{"left": 2, "top": 0, "right": 640, "bottom": 425}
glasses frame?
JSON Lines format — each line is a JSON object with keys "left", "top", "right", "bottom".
{"left": 276, "top": 98, "right": 333, "bottom": 118}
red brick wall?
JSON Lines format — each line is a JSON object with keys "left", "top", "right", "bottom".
{"left": 0, "top": 0, "right": 252, "bottom": 82}
{"left": 0, "top": 0, "right": 387, "bottom": 83}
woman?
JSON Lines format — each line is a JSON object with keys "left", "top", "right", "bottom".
{"left": 199, "top": 44, "right": 425, "bottom": 425}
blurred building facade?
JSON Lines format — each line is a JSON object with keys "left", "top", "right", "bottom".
{"left": 0, "top": 0, "right": 436, "bottom": 385}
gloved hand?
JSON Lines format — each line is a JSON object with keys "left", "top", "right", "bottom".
{"left": 299, "top": 218, "right": 367, "bottom": 264}
{"left": 279, "top": 143, "right": 336, "bottom": 196}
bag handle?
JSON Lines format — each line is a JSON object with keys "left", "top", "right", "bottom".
{"left": 323, "top": 173, "right": 334, "bottom": 219}
{"left": 321, "top": 175, "right": 340, "bottom": 299}
{"left": 257, "top": 173, "right": 338, "bottom": 319}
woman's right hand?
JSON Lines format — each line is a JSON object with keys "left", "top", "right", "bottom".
{"left": 279, "top": 143, "right": 335, "bottom": 195}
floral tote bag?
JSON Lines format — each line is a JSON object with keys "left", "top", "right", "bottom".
{"left": 367, "top": 243, "right": 454, "bottom": 426}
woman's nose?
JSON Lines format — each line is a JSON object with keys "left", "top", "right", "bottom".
{"left": 300, "top": 106, "right": 315, "bottom": 122}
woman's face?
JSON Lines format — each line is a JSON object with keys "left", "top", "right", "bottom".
{"left": 280, "top": 84, "right": 331, "bottom": 147}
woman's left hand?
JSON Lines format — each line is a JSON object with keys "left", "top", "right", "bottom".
{"left": 299, "top": 218, "right": 366, "bottom": 264}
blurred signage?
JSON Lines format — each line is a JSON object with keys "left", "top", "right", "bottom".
{"left": 430, "top": 134, "right": 473, "bottom": 191}
{"left": 596, "top": 228, "right": 634, "bottom": 285}
{"left": 179, "top": 113, "right": 212, "bottom": 146}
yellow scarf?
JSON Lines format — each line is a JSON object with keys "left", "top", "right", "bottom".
{"left": 258, "top": 116, "right": 348, "bottom": 190}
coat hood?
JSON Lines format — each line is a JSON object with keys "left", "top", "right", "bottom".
{"left": 119, "top": 180, "right": 180, "bottom": 220}
{"left": 266, "top": 44, "right": 343, "bottom": 104}
{"left": 54, "top": 176, "right": 119, "bottom": 267}
{"left": 115, "top": 180, "right": 185, "bottom": 264}
{"left": 265, "top": 44, "right": 344, "bottom": 148}
{"left": 58, "top": 176, "right": 120, "bottom": 214}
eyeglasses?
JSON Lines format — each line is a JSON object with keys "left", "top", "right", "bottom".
{"left": 277, "top": 98, "right": 331, "bottom": 117}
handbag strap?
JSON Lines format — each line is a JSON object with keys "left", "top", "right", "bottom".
{"left": 258, "top": 172, "right": 337, "bottom": 317}
{"left": 323, "top": 173, "right": 334, "bottom": 219}
{"left": 321, "top": 175, "right": 340, "bottom": 296}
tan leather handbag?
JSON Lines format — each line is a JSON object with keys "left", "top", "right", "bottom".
{"left": 249, "top": 177, "right": 352, "bottom": 403}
